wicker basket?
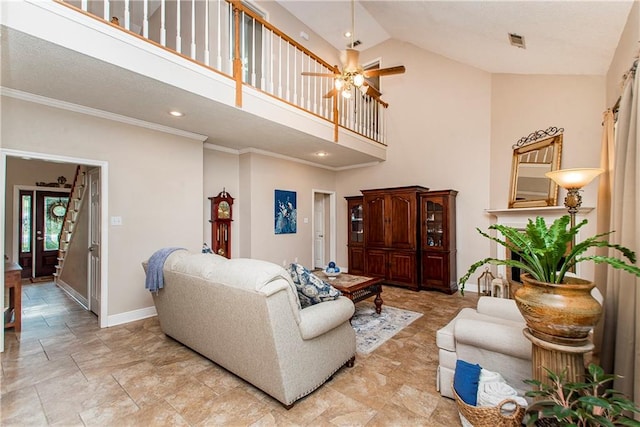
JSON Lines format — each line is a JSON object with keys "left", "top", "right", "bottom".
{"left": 453, "top": 387, "right": 525, "bottom": 427}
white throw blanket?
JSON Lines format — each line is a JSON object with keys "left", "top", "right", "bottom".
{"left": 477, "top": 368, "right": 528, "bottom": 411}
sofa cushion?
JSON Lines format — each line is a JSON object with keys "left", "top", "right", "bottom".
{"left": 287, "top": 263, "right": 341, "bottom": 308}
{"left": 454, "top": 359, "right": 482, "bottom": 406}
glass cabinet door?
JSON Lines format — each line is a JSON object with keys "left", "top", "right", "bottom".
{"left": 425, "top": 198, "right": 444, "bottom": 248}
{"left": 350, "top": 203, "right": 364, "bottom": 243}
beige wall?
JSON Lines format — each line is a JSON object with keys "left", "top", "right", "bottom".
{"left": 490, "top": 75, "right": 606, "bottom": 281}
{"left": 1, "top": 96, "right": 204, "bottom": 318}
{"left": 490, "top": 75, "right": 606, "bottom": 208}
{"left": 606, "top": 1, "right": 639, "bottom": 107}
{"left": 336, "top": 39, "right": 493, "bottom": 282}
{"left": 239, "top": 152, "right": 336, "bottom": 268}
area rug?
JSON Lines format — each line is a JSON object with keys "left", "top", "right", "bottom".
{"left": 351, "top": 304, "right": 423, "bottom": 354}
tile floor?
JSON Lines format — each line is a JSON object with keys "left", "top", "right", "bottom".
{"left": 1, "top": 281, "right": 478, "bottom": 426}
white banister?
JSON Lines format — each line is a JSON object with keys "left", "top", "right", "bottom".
{"left": 204, "top": 0, "right": 210, "bottom": 65}
{"left": 190, "top": 0, "right": 196, "bottom": 59}
{"left": 160, "top": 0, "right": 166, "bottom": 46}
{"left": 175, "top": 0, "right": 181, "bottom": 53}
{"left": 249, "top": 19, "right": 254, "bottom": 85}
{"left": 124, "top": 0, "right": 130, "bottom": 30}
{"left": 143, "top": 0, "right": 149, "bottom": 38}
{"left": 57, "top": 0, "right": 388, "bottom": 145}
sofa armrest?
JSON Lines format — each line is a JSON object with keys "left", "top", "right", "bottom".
{"left": 476, "top": 296, "right": 524, "bottom": 323}
{"left": 298, "top": 297, "right": 355, "bottom": 340}
{"left": 455, "top": 318, "right": 530, "bottom": 360}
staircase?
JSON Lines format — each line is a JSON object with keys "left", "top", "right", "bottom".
{"left": 54, "top": 165, "right": 88, "bottom": 283}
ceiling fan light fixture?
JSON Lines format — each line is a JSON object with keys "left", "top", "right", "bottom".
{"left": 341, "top": 88, "right": 352, "bottom": 99}
{"left": 352, "top": 73, "right": 365, "bottom": 87}
{"left": 334, "top": 78, "right": 344, "bottom": 90}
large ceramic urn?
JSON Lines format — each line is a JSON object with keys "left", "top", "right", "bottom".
{"left": 514, "top": 273, "right": 602, "bottom": 346}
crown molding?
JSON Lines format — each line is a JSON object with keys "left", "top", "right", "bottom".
{"left": 1, "top": 87, "right": 208, "bottom": 142}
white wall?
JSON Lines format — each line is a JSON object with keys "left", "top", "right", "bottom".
{"left": 1, "top": 96, "right": 204, "bottom": 317}
{"left": 335, "top": 39, "right": 493, "bottom": 285}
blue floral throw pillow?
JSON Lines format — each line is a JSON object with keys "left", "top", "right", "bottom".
{"left": 202, "top": 243, "right": 214, "bottom": 254}
{"left": 287, "top": 263, "right": 341, "bottom": 308}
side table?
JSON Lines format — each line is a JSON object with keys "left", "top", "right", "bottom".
{"left": 523, "top": 328, "right": 593, "bottom": 385}
{"left": 4, "top": 262, "right": 22, "bottom": 332}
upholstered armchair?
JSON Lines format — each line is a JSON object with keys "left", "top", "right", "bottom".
{"left": 436, "top": 297, "right": 532, "bottom": 399}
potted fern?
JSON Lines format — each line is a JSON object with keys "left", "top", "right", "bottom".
{"left": 524, "top": 363, "right": 640, "bottom": 426}
{"left": 459, "top": 215, "right": 640, "bottom": 344}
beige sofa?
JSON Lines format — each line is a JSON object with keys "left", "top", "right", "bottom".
{"left": 146, "top": 250, "right": 356, "bottom": 407}
{"left": 436, "top": 297, "right": 532, "bottom": 399}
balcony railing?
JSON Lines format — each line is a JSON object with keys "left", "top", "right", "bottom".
{"left": 56, "top": 0, "right": 387, "bottom": 145}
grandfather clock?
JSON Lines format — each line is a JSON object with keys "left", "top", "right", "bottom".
{"left": 209, "top": 189, "right": 234, "bottom": 258}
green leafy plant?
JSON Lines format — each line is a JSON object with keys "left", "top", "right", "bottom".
{"left": 459, "top": 215, "right": 640, "bottom": 294}
{"left": 524, "top": 363, "right": 640, "bottom": 427}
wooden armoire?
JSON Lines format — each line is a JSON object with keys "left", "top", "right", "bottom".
{"left": 361, "top": 186, "right": 428, "bottom": 290}
{"left": 346, "top": 186, "right": 458, "bottom": 293}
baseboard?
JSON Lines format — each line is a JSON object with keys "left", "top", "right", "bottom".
{"left": 56, "top": 279, "right": 89, "bottom": 309}
{"left": 106, "top": 306, "right": 157, "bottom": 327}
{"left": 462, "top": 282, "right": 479, "bottom": 294}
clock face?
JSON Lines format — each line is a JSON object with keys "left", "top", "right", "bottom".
{"left": 218, "top": 201, "right": 230, "bottom": 219}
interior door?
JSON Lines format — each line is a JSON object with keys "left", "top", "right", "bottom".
{"left": 35, "top": 191, "right": 69, "bottom": 277}
{"left": 88, "top": 168, "right": 101, "bottom": 315}
{"left": 314, "top": 195, "right": 325, "bottom": 268}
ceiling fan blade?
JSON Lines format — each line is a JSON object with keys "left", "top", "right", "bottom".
{"left": 301, "top": 72, "right": 338, "bottom": 77}
{"left": 363, "top": 65, "right": 406, "bottom": 78}
{"left": 323, "top": 88, "right": 337, "bottom": 98}
{"left": 360, "top": 83, "right": 388, "bottom": 108}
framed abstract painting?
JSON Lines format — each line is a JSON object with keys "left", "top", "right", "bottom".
{"left": 274, "top": 189, "right": 296, "bottom": 234}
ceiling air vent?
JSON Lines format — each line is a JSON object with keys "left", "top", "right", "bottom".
{"left": 508, "top": 33, "right": 526, "bottom": 49}
{"left": 347, "top": 40, "right": 362, "bottom": 48}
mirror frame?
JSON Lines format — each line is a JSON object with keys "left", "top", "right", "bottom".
{"left": 509, "top": 128, "right": 563, "bottom": 208}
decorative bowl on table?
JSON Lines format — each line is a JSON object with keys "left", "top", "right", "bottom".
{"left": 324, "top": 262, "right": 341, "bottom": 279}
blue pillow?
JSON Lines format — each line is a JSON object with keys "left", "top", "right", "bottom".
{"left": 454, "top": 359, "right": 482, "bottom": 406}
{"left": 202, "top": 243, "right": 214, "bottom": 254}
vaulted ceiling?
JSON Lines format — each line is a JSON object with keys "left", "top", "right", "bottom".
{"left": 277, "top": 0, "right": 635, "bottom": 75}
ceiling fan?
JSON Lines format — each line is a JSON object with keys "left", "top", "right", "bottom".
{"left": 301, "top": 0, "right": 405, "bottom": 106}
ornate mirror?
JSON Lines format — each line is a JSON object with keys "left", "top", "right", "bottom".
{"left": 509, "top": 127, "right": 563, "bottom": 208}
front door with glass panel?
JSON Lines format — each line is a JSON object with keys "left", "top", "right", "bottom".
{"left": 33, "top": 191, "right": 69, "bottom": 277}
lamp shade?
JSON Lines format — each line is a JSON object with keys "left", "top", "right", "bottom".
{"left": 545, "top": 168, "right": 604, "bottom": 189}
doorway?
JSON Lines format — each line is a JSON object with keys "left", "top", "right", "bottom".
{"left": 311, "top": 190, "right": 336, "bottom": 270}
{"left": 18, "top": 189, "right": 71, "bottom": 279}
{"left": 1, "top": 149, "right": 109, "bottom": 353}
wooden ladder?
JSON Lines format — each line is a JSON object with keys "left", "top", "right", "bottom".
{"left": 54, "top": 165, "right": 88, "bottom": 282}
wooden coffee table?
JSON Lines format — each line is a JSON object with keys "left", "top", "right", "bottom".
{"left": 320, "top": 272, "right": 384, "bottom": 314}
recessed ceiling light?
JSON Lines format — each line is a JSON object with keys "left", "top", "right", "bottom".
{"left": 344, "top": 31, "right": 352, "bottom": 38}
{"left": 315, "top": 151, "right": 329, "bottom": 157}
{"left": 169, "top": 110, "right": 184, "bottom": 117}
